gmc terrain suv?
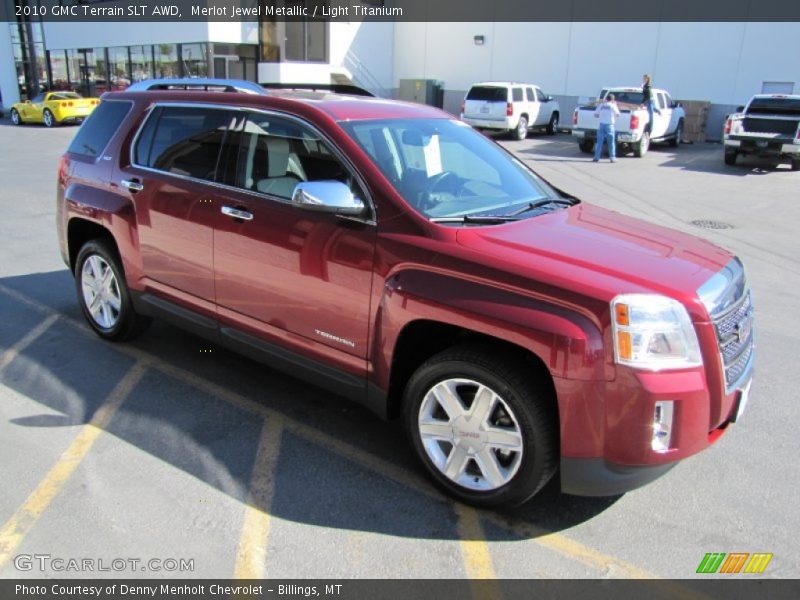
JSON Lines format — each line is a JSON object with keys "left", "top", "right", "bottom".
{"left": 57, "top": 79, "right": 755, "bottom": 507}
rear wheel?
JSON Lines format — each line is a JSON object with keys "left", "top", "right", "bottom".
{"left": 75, "top": 239, "right": 150, "bottom": 341}
{"left": 578, "top": 139, "right": 595, "bottom": 154}
{"left": 633, "top": 131, "right": 650, "bottom": 157}
{"left": 546, "top": 112, "right": 559, "bottom": 135}
{"left": 512, "top": 116, "right": 528, "bottom": 140}
{"left": 724, "top": 149, "right": 738, "bottom": 166}
{"left": 10, "top": 108, "right": 21, "bottom": 125}
{"left": 403, "top": 345, "right": 558, "bottom": 507}
{"left": 43, "top": 109, "right": 57, "bottom": 128}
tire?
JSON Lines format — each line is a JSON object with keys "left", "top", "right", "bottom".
{"left": 669, "top": 119, "right": 683, "bottom": 148}
{"left": 43, "top": 109, "right": 57, "bottom": 128}
{"left": 546, "top": 112, "right": 559, "bottom": 135}
{"left": 791, "top": 158, "right": 800, "bottom": 172}
{"left": 512, "top": 116, "right": 528, "bottom": 140}
{"left": 578, "top": 139, "right": 595, "bottom": 154}
{"left": 403, "top": 345, "right": 558, "bottom": 508}
{"left": 10, "top": 108, "right": 21, "bottom": 126}
{"left": 75, "top": 239, "right": 150, "bottom": 341}
{"left": 724, "top": 150, "right": 738, "bottom": 166}
{"left": 633, "top": 131, "right": 650, "bottom": 157}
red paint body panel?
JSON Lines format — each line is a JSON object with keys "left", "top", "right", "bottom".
{"left": 57, "top": 88, "right": 753, "bottom": 492}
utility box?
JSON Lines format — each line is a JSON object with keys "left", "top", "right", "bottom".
{"left": 399, "top": 79, "right": 444, "bottom": 108}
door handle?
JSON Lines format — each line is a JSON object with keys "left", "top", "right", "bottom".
{"left": 121, "top": 179, "right": 144, "bottom": 193}
{"left": 221, "top": 206, "right": 254, "bottom": 221}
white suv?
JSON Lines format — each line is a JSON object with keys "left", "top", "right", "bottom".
{"left": 461, "top": 82, "right": 560, "bottom": 140}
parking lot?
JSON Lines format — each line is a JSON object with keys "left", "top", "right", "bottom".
{"left": 0, "top": 120, "right": 798, "bottom": 584}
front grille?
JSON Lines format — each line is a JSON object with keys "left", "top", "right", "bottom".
{"left": 713, "top": 291, "right": 754, "bottom": 391}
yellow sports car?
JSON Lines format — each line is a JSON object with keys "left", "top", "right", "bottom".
{"left": 10, "top": 91, "right": 99, "bottom": 127}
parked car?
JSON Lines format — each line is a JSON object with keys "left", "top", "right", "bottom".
{"left": 10, "top": 91, "right": 99, "bottom": 127}
{"left": 572, "top": 86, "right": 685, "bottom": 157}
{"left": 723, "top": 94, "right": 800, "bottom": 170}
{"left": 57, "top": 78, "right": 754, "bottom": 507}
{"left": 461, "top": 82, "right": 560, "bottom": 140}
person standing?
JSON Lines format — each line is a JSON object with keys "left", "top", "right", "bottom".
{"left": 642, "top": 74, "right": 661, "bottom": 134}
{"left": 593, "top": 93, "right": 620, "bottom": 162}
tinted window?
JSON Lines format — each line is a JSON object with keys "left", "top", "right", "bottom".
{"left": 613, "top": 91, "right": 645, "bottom": 104}
{"left": 512, "top": 88, "right": 523, "bottom": 102}
{"left": 526, "top": 88, "right": 535, "bottom": 101}
{"left": 67, "top": 100, "right": 132, "bottom": 158}
{"left": 747, "top": 98, "right": 800, "bottom": 116}
{"left": 134, "top": 106, "right": 234, "bottom": 181}
{"left": 657, "top": 93, "right": 667, "bottom": 109}
{"left": 536, "top": 89, "right": 546, "bottom": 102}
{"left": 466, "top": 86, "right": 507, "bottom": 102}
{"left": 229, "top": 112, "right": 360, "bottom": 201}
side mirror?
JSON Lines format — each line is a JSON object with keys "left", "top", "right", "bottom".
{"left": 292, "top": 180, "right": 365, "bottom": 216}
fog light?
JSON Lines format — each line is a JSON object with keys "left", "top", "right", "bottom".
{"left": 652, "top": 401, "right": 674, "bottom": 453}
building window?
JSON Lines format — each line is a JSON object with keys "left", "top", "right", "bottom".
{"left": 154, "top": 43, "right": 179, "bottom": 78}
{"left": 48, "top": 51, "right": 70, "bottom": 91}
{"left": 108, "top": 46, "right": 131, "bottom": 90}
{"left": 180, "top": 43, "right": 209, "bottom": 78}
{"left": 130, "top": 46, "right": 155, "bottom": 82}
{"left": 259, "top": 1, "right": 328, "bottom": 63}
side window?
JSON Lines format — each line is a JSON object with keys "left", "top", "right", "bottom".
{"left": 657, "top": 93, "right": 667, "bottom": 110}
{"left": 512, "top": 88, "right": 523, "bottom": 102}
{"left": 133, "top": 106, "right": 234, "bottom": 181}
{"left": 664, "top": 93, "right": 674, "bottom": 108}
{"left": 233, "top": 113, "right": 362, "bottom": 202}
{"left": 526, "top": 88, "right": 535, "bottom": 102}
{"left": 68, "top": 100, "right": 132, "bottom": 158}
{"left": 536, "top": 89, "right": 547, "bottom": 102}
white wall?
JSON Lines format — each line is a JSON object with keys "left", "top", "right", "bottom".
{"left": 0, "top": 23, "right": 19, "bottom": 106}
{"left": 42, "top": 21, "right": 258, "bottom": 50}
{"left": 393, "top": 21, "right": 800, "bottom": 105}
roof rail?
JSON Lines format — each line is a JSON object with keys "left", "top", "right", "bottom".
{"left": 126, "top": 78, "right": 267, "bottom": 95}
{"left": 261, "top": 82, "right": 375, "bottom": 97}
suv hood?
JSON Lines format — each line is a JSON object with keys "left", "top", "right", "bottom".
{"left": 455, "top": 204, "right": 732, "bottom": 314}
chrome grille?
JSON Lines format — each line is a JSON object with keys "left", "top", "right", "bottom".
{"left": 712, "top": 291, "right": 754, "bottom": 391}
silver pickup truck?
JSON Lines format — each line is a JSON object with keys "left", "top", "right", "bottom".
{"left": 723, "top": 94, "right": 800, "bottom": 170}
{"left": 571, "top": 87, "right": 685, "bottom": 157}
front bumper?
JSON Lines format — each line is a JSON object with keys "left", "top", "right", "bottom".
{"left": 561, "top": 457, "right": 676, "bottom": 496}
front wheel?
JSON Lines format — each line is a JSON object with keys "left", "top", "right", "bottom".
{"left": 403, "top": 346, "right": 558, "bottom": 507}
{"left": 512, "top": 116, "right": 528, "bottom": 140}
{"left": 633, "top": 131, "right": 650, "bottom": 157}
{"left": 75, "top": 239, "right": 150, "bottom": 341}
{"left": 10, "top": 108, "right": 21, "bottom": 125}
{"left": 546, "top": 112, "right": 559, "bottom": 135}
{"left": 43, "top": 109, "right": 57, "bottom": 128}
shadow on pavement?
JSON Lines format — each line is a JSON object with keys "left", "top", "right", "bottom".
{"left": 0, "top": 269, "right": 621, "bottom": 542}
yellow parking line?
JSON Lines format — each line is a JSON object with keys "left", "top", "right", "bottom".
{"left": 0, "top": 361, "right": 147, "bottom": 568}
{"left": 0, "top": 314, "right": 58, "bottom": 371}
{"left": 454, "top": 504, "right": 502, "bottom": 600}
{"left": 0, "top": 283, "right": 672, "bottom": 581}
{"left": 233, "top": 416, "right": 284, "bottom": 579}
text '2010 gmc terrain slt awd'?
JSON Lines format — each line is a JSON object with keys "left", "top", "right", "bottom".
{"left": 57, "top": 79, "right": 755, "bottom": 507}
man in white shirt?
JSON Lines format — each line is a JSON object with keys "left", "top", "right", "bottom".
{"left": 593, "top": 94, "right": 621, "bottom": 162}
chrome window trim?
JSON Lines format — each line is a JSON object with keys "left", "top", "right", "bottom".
{"left": 128, "top": 101, "right": 377, "bottom": 225}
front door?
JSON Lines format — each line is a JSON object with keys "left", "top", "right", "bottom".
{"left": 121, "top": 105, "right": 236, "bottom": 313}
{"left": 212, "top": 111, "right": 376, "bottom": 360}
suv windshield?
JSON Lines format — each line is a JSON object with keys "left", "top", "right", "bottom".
{"left": 341, "top": 118, "right": 562, "bottom": 220}
{"left": 466, "top": 87, "right": 507, "bottom": 102}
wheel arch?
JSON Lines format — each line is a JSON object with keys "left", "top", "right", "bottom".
{"left": 67, "top": 218, "right": 119, "bottom": 272}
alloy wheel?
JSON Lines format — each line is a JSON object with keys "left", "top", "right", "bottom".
{"left": 81, "top": 255, "right": 122, "bottom": 329}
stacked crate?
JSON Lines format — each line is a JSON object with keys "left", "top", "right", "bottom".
{"left": 677, "top": 100, "right": 710, "bottom": 143}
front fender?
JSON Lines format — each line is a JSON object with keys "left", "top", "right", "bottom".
{"left": 371, "top": 269, "right": 608, "bottom": 392}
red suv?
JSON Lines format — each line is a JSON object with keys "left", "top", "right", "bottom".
{"left": 56, "top": 79, "right": 754, "bottom": 507}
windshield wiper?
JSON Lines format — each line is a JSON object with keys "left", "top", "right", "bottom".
{"left": 429, "top": 215, "right": 522, "bottom": 224}
{"left": 507, "top": 197, "right": 576, "bottom": 216}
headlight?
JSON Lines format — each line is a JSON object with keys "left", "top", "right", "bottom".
{"left": 611, "top": 294, "right": 702, "bottom": 370}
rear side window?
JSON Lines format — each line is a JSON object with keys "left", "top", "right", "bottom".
{"left": 133, "top": 106, "right": 234, "bottom": 181}
{"left": 466, "top": 86, "right": 507, "bottom": 102}
{"left": 512, "top": 88, "right": 523, "bottom": 102}
{"left": 67, "top": 100, "right": 132, "bottom": 158}
{"left": 526, "top": 88, "right": 535, "bottom": 101}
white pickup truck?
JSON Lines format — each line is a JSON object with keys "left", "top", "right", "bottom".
{"left": 723, "top": 94, "right": 800, "bottom": 170}
{"left": 461, "top": 82, "right": 560, "bottom": 140}
{"left": 571, "top": 87, "right": 685, "bottom": 157}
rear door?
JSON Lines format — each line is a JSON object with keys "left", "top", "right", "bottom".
{"left": 652, "top": 92, "right": 673, "bottom": 138}
{"left": 463, "top": 86, "right": 509, "bottom": 122}
{"left": 122, "top": 104, "right": 235, "bottom": 316}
